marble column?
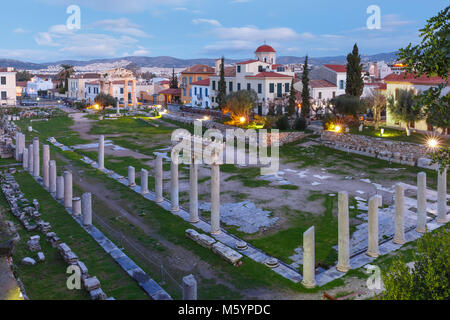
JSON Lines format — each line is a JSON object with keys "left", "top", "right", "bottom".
{"left": 393, "top": 184, "right": 405, "bottom": 244}
{"left": 366, "top": 195, "right": 381, "bottom": 258}
{"left": 189, "top": 161, "right": 199, "bottom": 223}
{"left": 82, "top": 192, "right": 92, "bottom": 226}
{"left": 22, "top": 148, "right": 28, "bottom": 169}
{"left": 140, "top": 169, "right": 149, "bottom": 194}
{"left": 437, "top": 168, "right": 448, "bottom": 224}
{"left": 33, "top": 137, "right": 39, "bottom": 178}
{"left": 128, "top": 166, "right": 136, "bottom": 187}
{"left": 14, "top": 132, "right": 19, "bottom": 160}
{"left": 210, "top": 163, "right": 221, "bottom": 235}
{"left": 49, "top": 160, "right": 57, "bottom": 194}
{"left": 42, "top": 145, "right": 50, "bottom": 189}
{"left": 182, "top": 274, "right": 197, "bottom": 300}
{"left": 124, "top": 80, "right": 129, "bottom": 108}
{"left": 56, "top": 176, "right": 64, "bottom": 200}
{"left": 28, "top": 144, "right": 34, "bottom": 175}
{"left": 132, "top": 80, "right": 137, "bottom": 108}
{"left": 416, "top": 172, "right": 427, "bottom": 233}
{"left": 63, "top": 171, "right": 73, "bottom": 209}
{"left": 302, "top": 226, "right": 316, "bottom": 288}
{"left": 337, "top": 191, "right": 351, "bottom": 272}
{"left": 72, "top": 197, "right": 81, "bottom": 216}
{"left": 98, "top": 135, "right": 105, "bottom": 170}
{"left": 17, "top": 133, "right": 25, "bottom": 161}
{"left": 155, "top": 155, "right": 163, "bottom": 203}
{"left": 170, "top": 161, "right": 179, "bottom": 212}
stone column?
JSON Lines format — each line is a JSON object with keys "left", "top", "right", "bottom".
{"left": 437, "top": 168, "right": 448, "bottom": 224}
{"left": 182, "top": 274, "right": 197, "bottom": 300}
{"left": 155, "top": 155, "right": 163, "bottom": 203}
{"left": 28, "top": 144, "right": 33, "bottom": 175}
{"left": 98, "top": 135, "right": 105, "bottom": 170}
{"left": 366, "top": 195, "right": 381, "bottom": 257}
{"left": 56, "top": 176, "right": 64, "bottom": 200}
{"left": 337, "top": 191, "right": 351, "bottom": 272}
{"left": 108, "top": 81, "right": 113, "bottom": 96}
{"left": 302, "top": 226, "right": 316, "bottom": 288}
{"left": 42, "top": 145, "right": 50, "bottom": 189}
{"left": 33, "top": 137, "right": 39, "bottom": 178}
{"left": 189, "top": 162, "right": 199, "bottom": 223}
{"left": 132, "top": 80, "right": 137, "bottom": 108}
{"left": 170, "top": 161, "right": 179, "bottom": 212}
{"left": 18, "top": 134, "right": 25, "bottom": 161}
{"left": 123, "top": 80, "right": 129, "bottom": 108}
{"left": 416, "top": 172, "right": 427, "bottom": 233}
{"left": 49, "top": 160, "right": 57, "bottom": 194}
{"left": 128, "top": 166, "right": 136, "bottom": 187}
{"left": 82, "top": 192, "right": 92, "bottom": 226}
{"left": 22, "top": 148, "right": 28, "bottom": 170}
{"left": 14, "top": 132, "right": 19, "bottom": 160}
{"left": 72, "top": 197, "right": 81, "bottom": 216}
{"left": 210, "top": 162, "right": 221, "bottom": 235}
{"left": 393, "top": 184, "right": 406, "bottom": 244}
{"left": 141, "top": 169, "right": 149, "bottom": 194}
{"left": 63, "top": 171, "right": 73, "bottom": 209}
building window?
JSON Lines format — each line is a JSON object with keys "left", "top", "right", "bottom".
{"left": 198, "top": 77, "right": 202, "bottom": 81}
{"left": 120, "top": 88, "right": 124, "bottom": 94}
{"left": 183, "top": 77, "right": 187, "bottom": 86}
{"left": 199, "top": 88, "right": 202, "bottom": 97}
{"left": 189, "top": 77, "right": 192, "bottom": 84}
{"left": 189, "top": 89, "right": 192, "bottom": 97}
{"left": 332, "top": 91, "right": 336, "bottom": 98}
{"left": 247, "top": 83, "right": 251, "bottom": 91}
{"left": 205, "top": 88, "right": 208, "bottom": 97}
{"left": 237, "top": 83, "right": 241, "bottom": 91}
{"left": 285, "top": 83, "right": 290, "bottom": 93}
{"left": 183, "top": 89, "right": 186, "bottom": 96}
{"left": 258, "top": 84, "right": 262, "bottom": 94}
{"left": 339, "top": 80, "right": 344, "bottom": 90}
{"left": 212, "top": 81, "right": 216, "bottom": 90}
{"left": 1, "top": 91, "right": 6, "bottom": 100}
{"left": 318, "top": 92, "right": 322, "bottom": 99}
{"left": 194, "top": 87, "right": 197, "bottom": 96}
{"left": 269, "top": 83, "right": 274, "bottom": 93}
{"left": 1, "top": 77, "right": 6, "bottom": 85}
{"left": 237, "top": 66, "right": 241, "bottom": 73}
{"left": 229, "top": 82, "right": 233, "bottom": 92}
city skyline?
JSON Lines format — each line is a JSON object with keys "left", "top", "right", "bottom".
{"left": 1, "top": 0, "right": 448, "bottom": 62}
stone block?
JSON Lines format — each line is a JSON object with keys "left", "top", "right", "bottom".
{"left": 211, "top": 242, "right": 243, "bottom": 267}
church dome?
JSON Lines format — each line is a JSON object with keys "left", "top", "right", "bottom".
{"left": 255, "top": 44, "right": 276, "bottom": 53}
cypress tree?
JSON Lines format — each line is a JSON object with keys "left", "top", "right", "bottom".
{"left": 287, "top": 78, "right": 297, "bottom": 117}
{"left": 301, "top": 56, "right": 310, "bottom": 118}
{"left": 217, "top": 57, "right": 227, "bottom": 110}
{"left": 170, "top": 68, "right": 178, "bottom": 89}
{"left": 345, "top": 43, "right": 364, "bottom": 97}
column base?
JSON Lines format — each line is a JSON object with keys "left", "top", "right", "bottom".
{"left": 211, "top": 230, "right": 221, "bottom": 235}
{"left": 129, "top": 183, "right": 136, "bottom": 187}
{"left": 155, "top": 198, "right": 164, "bottom": 203}
{"left": 366, "top": 251, "right": 379, "bottom": 258}
{"left": 393, "top": 237, "right": 406, "bottom": 245}
{"left": 171, "top": 207, "right": 180, "bottom": 212}
{"left": 190, "top": 218, "right": 200, "bottom": 223}
{"left": 336, "top": 264, "right": 351, "bottom": 273}
{"left": 141, "top": 190, "right": 149, "bottom": 195}
{"left": 301, "top": 280, "right": 316, "bottom": 289}
{"left": 416, "top": 226, "right": 426, "bottom": 233}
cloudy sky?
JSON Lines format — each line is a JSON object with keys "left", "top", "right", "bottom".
{"left": 1, "top": 0, "right": 448, "bottom": 62}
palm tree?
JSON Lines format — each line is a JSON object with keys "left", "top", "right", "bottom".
{"left": 57, "top": 64, "right": 75, "bottom": 93}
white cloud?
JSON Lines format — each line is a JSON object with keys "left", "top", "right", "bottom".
{"left": 13, "top": 28, "right": 27, "bottom": 34}
{"left": 213, "top": 26, "right": 300, "bottom": 42}
{"left": 193, "top": 19, "right": 222, "bottom": 27}
{"left": 93, "top": 18, "right": 150, "bottom": 37}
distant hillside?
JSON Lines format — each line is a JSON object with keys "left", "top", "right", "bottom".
{"left": 0, "top": 52, "right": 399, "bottom": 70}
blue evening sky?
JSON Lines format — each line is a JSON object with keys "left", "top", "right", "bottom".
{"left": 0, "top": 0, "right": 448, "bottom": 62}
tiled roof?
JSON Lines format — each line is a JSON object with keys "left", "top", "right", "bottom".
{"left": 309, "top": 79, "right": 337, "bottom": 88}
{"left": 85, "top": 81, "right": 100, "bottom": 85}
{"left": 72, "top": 73, "right": 100, "bottom": 79}
{"left": 255, "top": 44, "right": 276, "bottom": 53}
{"left": 246, "top": 72, "right": 292, "bottom": 78}
{"left": 384, "top": 72, "right": 449, "bottom": 86}
{"left": 181, "top": 64, "right": 215, "bottom": 74}
{"left": 191, "top": 78, "right": 210, "bottom": 86}
{"left": 159, "top": 88, "right": 181, "bottom": 95}
{"left": 236, "top": 59, "right": 259, "bottom": 65}
{"left": 324, "top": 64, "right": 347, "bottom": 73}
{"left": 16, "top": 81, "right": 27, "bottom": 87}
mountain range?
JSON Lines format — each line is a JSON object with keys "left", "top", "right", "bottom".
{"left": 0, "top": 52, "right": 399, "bottom": 70}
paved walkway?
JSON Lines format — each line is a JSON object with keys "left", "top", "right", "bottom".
{"left": 48, "top": 137, "right": 449, "bottom": 287}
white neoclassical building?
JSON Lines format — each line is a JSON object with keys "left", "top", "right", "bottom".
{"left": 0, "top": 67, "right": 17, "bottom": 106}
{"left": 191, "top": 78, "right": 211, "bottom": 108}
{"left": 209, "top": 44, "right": 295, "bottom": 115}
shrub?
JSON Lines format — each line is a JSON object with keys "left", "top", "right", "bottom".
{"left": 276, "top": 114, "right": 290, "bottom": 130}
{"left": 293, "top": 116, "right": 307, "bottom": 131}
{"left": 323, "top": 114, "right": 337, "bottom": 130}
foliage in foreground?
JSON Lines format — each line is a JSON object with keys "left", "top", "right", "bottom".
{"left": 382, "top": 227, "right": 450, "bottom": 300}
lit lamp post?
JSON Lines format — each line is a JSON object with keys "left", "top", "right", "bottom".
{"left": 380, "top": 128, "right": 384, "bottom": 137}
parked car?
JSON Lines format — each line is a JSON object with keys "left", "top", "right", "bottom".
{"left": 20, "top": 100, "right": 38, "bottom": 106}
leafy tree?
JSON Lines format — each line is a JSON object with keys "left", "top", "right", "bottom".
{"left": 397, "top": 6, "right": 449, "bottom": 133}
{"left": 429, "top": 146, "right": 450, "bottom": 173}
{"left": 141, "top": 71, "right": 156, "bottom": 80}
{"left": 345, "top": 43, "right": 364, "bottom": 98}
{"left": 276, "top": 114, "right": 290, "bottom": 130}
{"left": 364, "top": 89, "right": 386, "bottom": 130}
{"left": 293, "top": 116, "right": 307, "bottom": 131}
{"left": 57, "top": 64, "right": 74, "bottom": 93}
{"left": 382, "top": 227, "right": 450, "bottom": 300}
{"left": 332, "top": 94, "right": 365, "bottom": 116}
{"left": 387, "top": 89, "right": 423, "bottom": 134}
{"left": 16, "top": 70, "right": 33, "bottom": 82}
{"left": 94, "top": 93, "right": 117, "bottom": 110}
{"left": 288, "top": 78, "right": 297, "bottom": 117}
{"left": 169, "top": 68, "right": 178, "bottom": 89}
{"left": 301, "top": 56, "right": 310, "bottom": 118}
{"left": 217, "top": 57, "right": 227, "bottom": 110}
{"left": 223, "top": 89, "right": 257, "bottom": 124}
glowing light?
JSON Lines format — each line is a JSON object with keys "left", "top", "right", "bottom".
{"left": 240, "top": 117, "right": 246, "bottom": 124}
{"left": 203, "top": 116, "right": 210, "bottom": 121}
{"left": 380, "top": 128, "right": 384, "bottom": 137}
{"left": 335, "top": 125, "right": 342, "bottom": 133}
{"left": 427, "top": 138, "right": 439, "bottom": 149}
